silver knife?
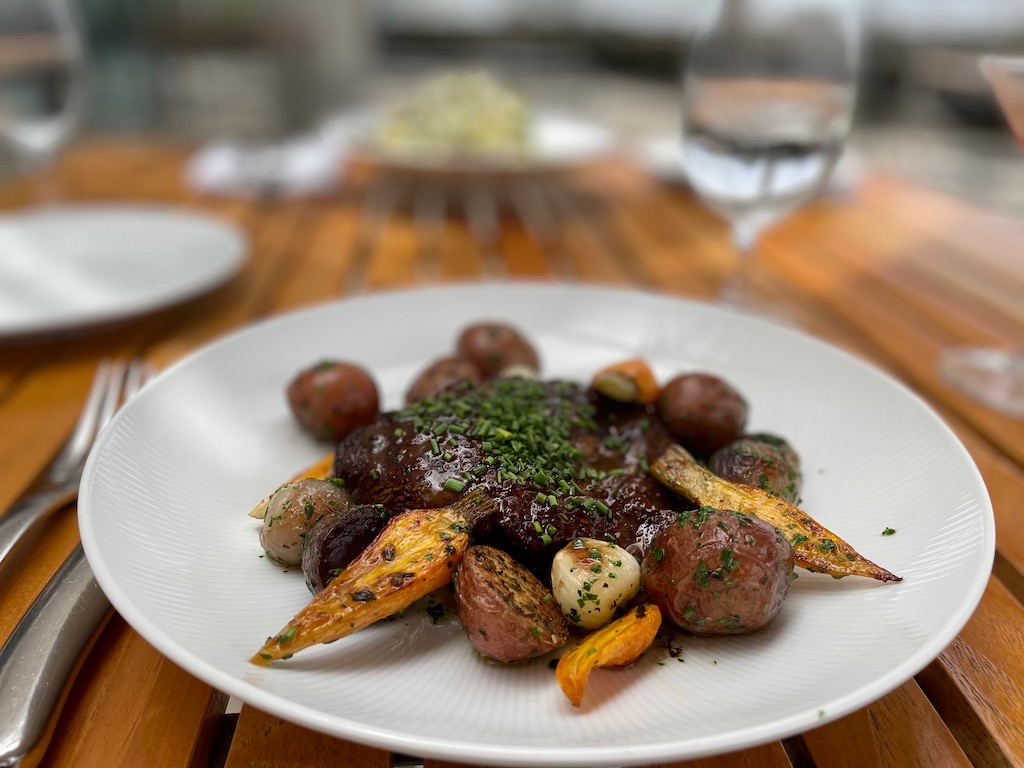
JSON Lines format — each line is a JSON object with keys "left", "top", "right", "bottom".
{"left": 0, "top": 545, "right": 112, "bottom": 768}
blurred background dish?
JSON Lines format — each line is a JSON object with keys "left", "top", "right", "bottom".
{"left": 370, "top": 70, "right": 532, "bottom": 164}
{"left": 322, "top": 103, "right": 616, "bottom": 177}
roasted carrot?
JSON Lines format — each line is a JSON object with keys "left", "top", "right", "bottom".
{"left": 651, "top": 444, "right": 901, "bottom": 582}
{"left": 251, "top": 494, "right": 494, "bottom": 665}
{"left": 555, "top": 603, "right": 662, "bottom": 707}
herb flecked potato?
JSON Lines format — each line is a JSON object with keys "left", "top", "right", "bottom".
{"left": 456, "top": 322, "right": 540, "bottom": 378}
{"left": 708, "top": 436, "right": 802, "bottom": 505}
{"left": 641, "top": 507, "right": 794, "bottom": 634}
{"left": 454, "top": 545, "right": 569, "bottom": 662}
{"left": 286, "top": 360, "right": 380, "bottom": 442}
{"left": 656, "top": 373, "right": 748, "bottom": 458}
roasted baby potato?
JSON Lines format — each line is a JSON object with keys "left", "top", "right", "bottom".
{"left": 709, "top": 436, "right": 802, "bottom": 505}
{"left": 651, "top": 444, "right": 901, "bottom": 582}
{"left": 301, "top": 503, "right": 394, "bottom": 594}
{"left": 456, "top": 322, "right": 540, "bottom": 378}
{"left": 744, "top": 432, "right": 801, "bottom": 471}
{"left": 454, "top": 545, "right": 569, "bottom": 663}
{"left": 252, "top": 494, "right": 495, "bottom": 665}
{"left": 247, "top": 452, "right": 336, "bottom": 521}
{"left": 405, "top": 355, "right": 483, "bottom": 404}
{"left": 555, "top": 602, "right": 662, "bottom": 707}
{"left": 258, "top": 478, "right": 353, "bottom": 566}
{"left": 641, "top": 507, "right": 794, "bottom": 634}
{"left": 656, "top": 373, "right": 747, "bottom": 458}
{"left": 287, "top": 360, "right": 380, "bottom": 442}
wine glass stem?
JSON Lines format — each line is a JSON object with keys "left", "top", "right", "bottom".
{"left": 721, "top": 219, "right": 761, "bottom": 304}
{"left": 19, "top": 151, "right": 60, "bottom": 206}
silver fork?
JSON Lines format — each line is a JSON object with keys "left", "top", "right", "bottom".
{"left": 0, "top": 358, "right": 152, "bottom": 768}
{"left": 0, "top": 358, "right": 149, "bottom": 571}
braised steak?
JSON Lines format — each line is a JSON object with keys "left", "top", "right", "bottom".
{"left": 332, "top": 378, "right": 687, "bottom": 570}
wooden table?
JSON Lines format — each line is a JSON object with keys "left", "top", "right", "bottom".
{"left": 1, "top": 140, "right": 1023, "bottom": 768}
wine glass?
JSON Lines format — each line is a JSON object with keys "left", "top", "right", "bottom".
{"left": 0, "top": 0, "right": 88, "bottom": 204}
{"left": 939, "top": 55, "right": 1024, "bottom": 417}
{"left": 680, "top": 0, "right": 860, "bottom": 317}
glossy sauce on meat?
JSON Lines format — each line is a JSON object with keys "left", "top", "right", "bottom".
{"left": 332, "top": 378, "right": 689, "bottom": 572}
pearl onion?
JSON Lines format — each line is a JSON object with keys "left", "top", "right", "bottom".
{"left": 551, "top": 537, "right": 641, "bottom": 630}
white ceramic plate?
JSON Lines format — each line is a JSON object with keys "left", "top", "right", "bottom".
{"left": 321, "top": 109, "right": 616, "bottom": 176}
{"left": 79, "top": 284, "right": 993, "bottom": 767}
{"left": 0, "top": 205, "right": 246, "bottom": 340}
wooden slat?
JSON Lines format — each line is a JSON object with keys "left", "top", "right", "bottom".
{"left": 272, "top": 204, "right": 363, "bottom": 309}
{"left": 40, "top": 617, "right": 226, "bottom": 768}
{"left": 801, "top": 681, "right": 972, "bottom": 767}
{"left": 759, "top": 206, "right": 1024, "bottom": 466}
{"left": 918, "top": 577, "right": 1024, "bottom": 766}
{"left": 422, "top": 741, "right": 794, "bottom": 768}
{"left": 436, "top": 205, "right": 488, "bottom": 283}
{"left": 224, "top": 708, "right": 391, "bottom": 768}
{"left": 655, "top": 741, "right": 793, "bottom": 768}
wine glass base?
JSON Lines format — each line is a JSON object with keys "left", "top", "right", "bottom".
{"left": 718, "top": 276, "right": 803, "bottom": 327}
{"left": 940, "top": 347, "right": 1024, "bottom": 417}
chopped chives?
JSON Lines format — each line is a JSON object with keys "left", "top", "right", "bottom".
{"left": 443, "top": 478, "right": 466, "bottom": 493}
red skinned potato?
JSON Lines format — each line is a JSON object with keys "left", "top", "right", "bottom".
{"left": 641, "top": 507, "right": 794, "bottom": 635}
{"left": 287, "top": 360, "right": 379, "bottom": 442}
{"left": 455, "top": 545, "right": 569, "bottom": 663}
{"left": 744, "top": 432, "right": 801, "bottom": 471}
{"left": 656, "top": 373, "right": 747, "bottom": 458}
{"left": 709, "top": 437, "right": 802, "bottom": 505}
{"left": 405, "top": 355, "right": 483, "bottom": 404}
{"left": 456, "top": 322, "right": 540, "bottom": 378}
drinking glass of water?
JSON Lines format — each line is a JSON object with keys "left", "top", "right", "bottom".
{"left": 681, "top": 0, "right": 859, "bottom": 317}
{"left": 0, "top": 0, "right": 87, "bottom": 203}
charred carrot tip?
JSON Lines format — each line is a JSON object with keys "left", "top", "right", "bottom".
{"left": 555, "top": 603, "right": 662, "bottom": 707}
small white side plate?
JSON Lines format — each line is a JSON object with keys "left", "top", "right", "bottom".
{"left": 0, "top": 205, "right": 246, "bottom": 340}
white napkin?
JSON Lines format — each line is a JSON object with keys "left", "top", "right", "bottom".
{"left": 185, "top": 134, "right": 348, "bottom": 198}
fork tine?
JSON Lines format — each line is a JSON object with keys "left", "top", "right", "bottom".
{"left": 60, "top": 360, "right": 115, "bottom": 467}
{"left": 0, "top": 358, "right": 151, "bottom": 571}
{"left": 93, "top": 359, "right": 128, "bottom": 438}
{"left": 121, "top": 358, "right": 148, "bottom": 402}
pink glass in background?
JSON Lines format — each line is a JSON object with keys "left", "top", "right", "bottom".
{"left": 938, "top": 55, "right": 1024, "bottom": 416}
